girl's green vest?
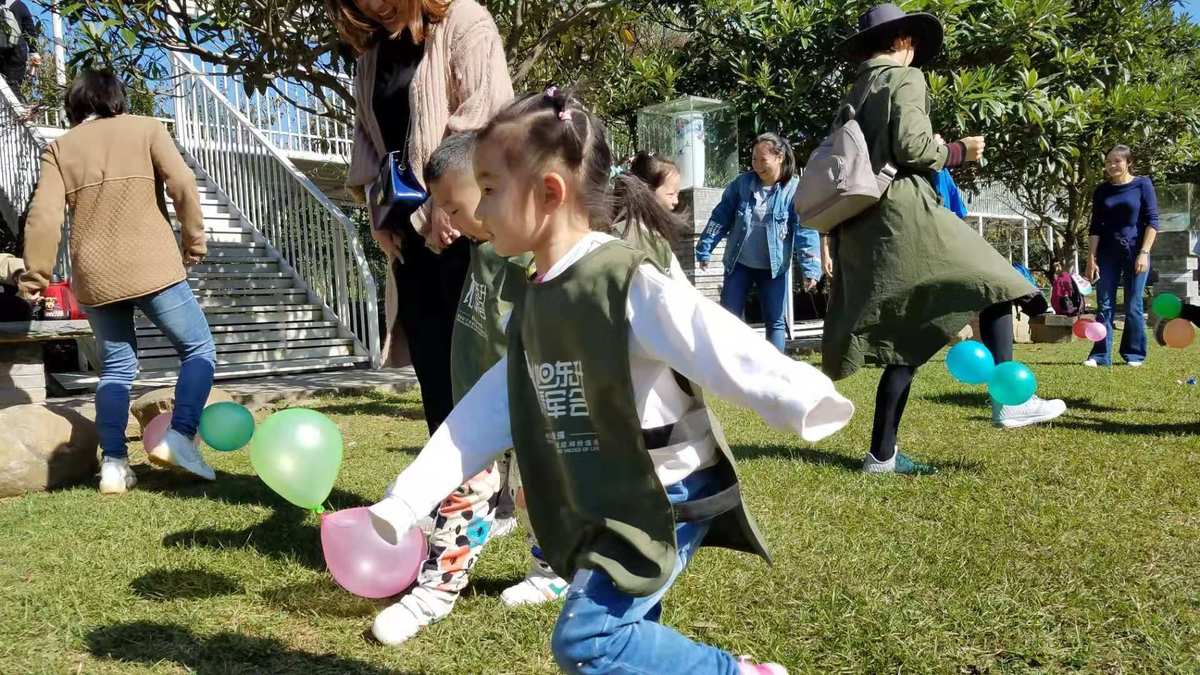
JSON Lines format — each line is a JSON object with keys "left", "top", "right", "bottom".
{"left": 506, "top": 240, "right": 769, "bottom": 596}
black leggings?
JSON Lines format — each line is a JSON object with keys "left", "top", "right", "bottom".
{"left": 870, "top": 301, "right": 1013, "bottom": 460}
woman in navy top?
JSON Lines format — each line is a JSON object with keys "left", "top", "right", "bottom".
{"left": 1084, "top": 145, "right": 1159, "bottom": 367}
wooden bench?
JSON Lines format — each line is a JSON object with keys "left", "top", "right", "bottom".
{"left": 0, "top": 320, "right": 93, "bottom": 405}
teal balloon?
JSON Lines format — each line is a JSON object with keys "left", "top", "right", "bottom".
{"left": 946, "top": 340, "right": 995, "bottom": 385}
{"left": 988, "top": 361, "right": 1037, "bottom": 406}
{"left": 1151, "top": 293, "right": 1182, "bottom": 320}
{"left": 250, "top": 409, "right": 343, "bottom": 510}
{"left": 198, "top": 402, "right": 255, "bottom": 452}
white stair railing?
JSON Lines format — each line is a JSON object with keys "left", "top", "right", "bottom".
{"left": 170, "top": 53, "right": 380, "bottom": 366}
{"left": 0, "top": 79, "right": 46, "bottom": 237}
{"left": 182, "top": 56, "right": 354, "bottom": 162}
{"left": 0, "top": 78, "right": 71, "bottom": 277}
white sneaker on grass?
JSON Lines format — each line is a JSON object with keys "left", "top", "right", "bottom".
{"left": 1127, "top": 360, "right": 1144, "bottom": 368}
{"left": 371, "top": 599, "right": 431, "bottom": 647}
{"left": 148, "top": 428, "right": 215, "bottom": 480}
{"left": 99, "top": 457, "right": 137, "bottom": 494}
{"left": 1082, "top": 359, "right": 1099, "bottom": 367}
{"left": 992, "top": 396, "right": 1067, "bottom": 429}
{"left": 501, "top": 560, "right": 568, "bottom": 607}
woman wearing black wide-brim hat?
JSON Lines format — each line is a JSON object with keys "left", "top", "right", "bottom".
{"left": 820, "top": 4, "right": 1067, "bottom": 474}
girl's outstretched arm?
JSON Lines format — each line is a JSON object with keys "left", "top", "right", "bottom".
{"left": 369, "top": 358, "right": 512, "bottom": 543}
{"left": 627, "top": 264, "right": 854, "bottom": 442}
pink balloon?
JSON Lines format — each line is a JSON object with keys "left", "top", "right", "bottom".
{"left": 321, "top": 507, "right": 428, "bottom": 599}
{"left": 143, "top": 412, "right": 172, "bottom": 451}
{"left": 1084, "top": 321, "right": 1108, "bottom": 342}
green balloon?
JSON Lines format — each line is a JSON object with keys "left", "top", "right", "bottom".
{"left": 250, "top": 409, "right": 343, "bottom": 510}
{"left": 198, "top": 402, "right": 255, "bottom": 452}
{"left": 1152, "top": 293, "right": 1182, "bottom": 320}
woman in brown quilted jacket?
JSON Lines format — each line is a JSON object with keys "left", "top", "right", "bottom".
{"left": 21, "top": 69, "right": 217, "bottom": 494}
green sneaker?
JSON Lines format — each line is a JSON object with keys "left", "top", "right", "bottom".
{"left": 863, "top": 451, "right": 938, "bottom": 475}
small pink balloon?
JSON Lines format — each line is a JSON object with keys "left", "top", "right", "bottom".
{"left": 1084, "top": 321, "right": 1108, "bottom": 342}
{"left": 143, "top": 412, "right": 172, "bottom": 450}
{"left": 321, "top": 507, "right": 428, "bottom": 599}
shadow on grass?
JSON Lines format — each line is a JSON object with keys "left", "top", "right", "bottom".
{"left": 135, "top": 472, "right": 370, "bottom": 571}
{"left": 306, "top": 390, "right": 427, "bottom": 420}
{"left": 85, "top": 621, "right": 413, "bottom": 674}
{"left": 1052, "top": 418, "right": 1200, "bottom": 437}
{"left": 261, "top": 580, "right": 381, "bottom": 619}
{"left": 731, "top": 444, "right": 863, "bottom": 471}
{"left": 460, "top": 574, "right": 526, "bottom": 600}
{"left": 922, "top": 391, "right": 1124, "bottom": 414}
{"left": 733, "top": 443, "right": 984, "bottom": 475}
{"left": 130, "top": 569, "right": 243, "bottom": 601}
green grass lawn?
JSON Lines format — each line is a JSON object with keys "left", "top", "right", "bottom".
{"left": 2, "top": 339, "right": 1199, "bottom": 674}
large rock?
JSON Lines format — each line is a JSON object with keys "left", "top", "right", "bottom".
{"left": 0, "top": 405, "right": 99, "bottom": 498}
{"left": 130, "top": 387, "right": 235, "bottom": 433}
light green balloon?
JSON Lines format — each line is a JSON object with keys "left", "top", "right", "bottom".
{"left": 250, "top": 408, "right": 343, "bottom": 510}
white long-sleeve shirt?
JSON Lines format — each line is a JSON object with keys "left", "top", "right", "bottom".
{"left": 373, "top": 233, "right": 855, "bottom": 532}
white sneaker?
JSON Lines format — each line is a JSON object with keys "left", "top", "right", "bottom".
{"left": 501, "top": 560, "right": 569, "bottom": 607}
{"left": 1127, "top": 360, "right": 1144, "bottom": 368}
{"left": 99, "top": 457, "right": 137, "bottom": 494}
{"left": 371, "top": 600, "right": 430, "bottom": 647}
{"left": 148, "top": 428, "right": 216, "bottom": 480}
{"left": 490, "top": 516, "right": 519, "bottom": 540}
{"left": 1082, "top": 359, "right": 1099, "bottom": 367}
{"left": 992, "top": 396, "right": 1067, "bottom": 429}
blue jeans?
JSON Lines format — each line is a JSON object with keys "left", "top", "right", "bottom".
{"left": 550, "top": 467, "right": 740, "bottom": 675}
{"left": 720, "top": 263, "right": 788, "bottom": 352}
{"left": 85, "top": 281, "right": 216, "bottom": 458}
{"left": 1088, "top": 250, "right": 1149, "bottom": 366}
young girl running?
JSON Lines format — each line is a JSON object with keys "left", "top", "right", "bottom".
{"left": 368, "top": 89, "right": 855, "bottom": 674}
{"left": 614, "top": 151, "right": 686, "bottom": 277}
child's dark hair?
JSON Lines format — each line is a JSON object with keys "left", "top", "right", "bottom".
{"left": 753, "top": 132, "right": 796, "bottom": 184}
{"left": 424, "top": 131, "right": 477, "bottom": 184}
{"left": 478, "top": 87, "right": 685, "bottom": 244}
{"left": 628, "top": 151, "right": 679, "bottom": 191}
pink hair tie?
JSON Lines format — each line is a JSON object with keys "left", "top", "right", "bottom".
{"left": 558, "top": 110, "right": 573, "bottom": 122}
{"left": 545, "top": 85, "right": 559, "bottom": 98}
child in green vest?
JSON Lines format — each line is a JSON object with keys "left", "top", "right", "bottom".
{"left": 371, "top": 133, "right": 567, "bottom": 647}
{"left": 368, "top": 89, "right": 856, "bottom": 674}
{"left": 613, "top": 151, "right": 687, "bottom": 277}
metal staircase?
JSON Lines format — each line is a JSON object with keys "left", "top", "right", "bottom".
{"left": 0, "top": 59, "right": 380, "bottom": 392}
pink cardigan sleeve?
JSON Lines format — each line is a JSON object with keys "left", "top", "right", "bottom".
{"left": 445, "top": 14, "right": 515, "bottom": 134}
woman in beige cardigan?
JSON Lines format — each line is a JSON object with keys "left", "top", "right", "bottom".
{"left": 21, "top": 70, "right": 218, "bottom": 494}
{"left": 327, "top": 0, "right": 514, "bottom": 435}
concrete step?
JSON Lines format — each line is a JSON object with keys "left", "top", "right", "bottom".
{"left": 167, "top": 201, "right": 232, "bottom": 218}
{"left": 190, "top": 261, "right": 281, "bottom": 274}
{"left": 193, "top": 292, "right": 309, "bottom": 309}
{"left": 139, "top": 341, "right": 356, "bottom": 370}
{"left": 137, "top": 306, "right": 325, "bottom": 328}
{"left": 188, "top": 276, "right": 297, "bottom": 290}
{"left": 139, "top": 336, "right": 353, "bottom": 359}
{"left": 135, "top": 324, "right": 343, "bottom": 349}
{"left": 190, "top": 287, "right": 308, "bottom": 298}
{"left": 134, "top": 319, "right": 341, "bottom": 339}
{"left": 187, "top": 271, "right": 291, "bottom": 282}
{"left": 52, "top": 355, "right": 371, "bottom": 392}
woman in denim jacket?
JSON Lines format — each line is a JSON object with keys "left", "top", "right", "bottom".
{"left": 696, "top": 133, "right": 820, "bottom": 351}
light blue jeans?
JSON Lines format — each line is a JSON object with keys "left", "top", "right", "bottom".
{"left": 550, "top": 467, "right": 740, "bottom": 675}
{"left": 84, "top": 280, "right": 215, "bottom": 458}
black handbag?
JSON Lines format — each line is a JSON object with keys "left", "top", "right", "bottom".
{"left": 368, "top": 149, "right": 428, "bottom": 232}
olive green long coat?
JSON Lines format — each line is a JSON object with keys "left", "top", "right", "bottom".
{"left": 822, "top": 56, "right": 1032, "bottom": 381}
